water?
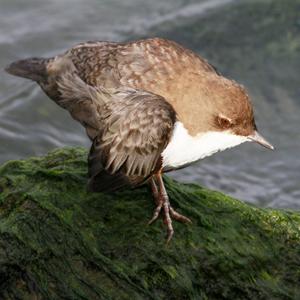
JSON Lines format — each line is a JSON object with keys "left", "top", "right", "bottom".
{"left": 0, "top": 0, "right": 299, "bottom": 209}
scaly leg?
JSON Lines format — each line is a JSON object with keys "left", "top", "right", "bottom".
{"left": 148, "top": 173, "right": 192, "bottom": 243}
{"left": 148, "top": 177, "right": 163, "bottom": 224}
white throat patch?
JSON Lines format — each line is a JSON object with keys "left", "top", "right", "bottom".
{"left": 162, "top": 121, "right": 248, "bottom": 169}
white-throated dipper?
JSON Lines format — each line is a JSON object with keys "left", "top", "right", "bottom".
{"left": 6, "top": 38, "right": 274, "bottom": 242}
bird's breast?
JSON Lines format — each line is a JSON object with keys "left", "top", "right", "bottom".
{"left": 162, "top": 121, "right": 248, "bottom": 169}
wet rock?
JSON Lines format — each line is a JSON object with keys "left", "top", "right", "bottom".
{"left": 0, "top": 147, "right": 299, "bottom": 299}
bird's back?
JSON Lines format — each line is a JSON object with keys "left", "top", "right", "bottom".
{"left": 64, "top": 38, "right": 226, "bottom": 134}
{"left": 67, "top": 38, "right": 218, "bottom": 88}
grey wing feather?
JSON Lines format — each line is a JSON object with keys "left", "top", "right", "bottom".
{"left": 98, "top": 91, "right": 176, "bottom": 176}
{"left": 88, "top": 88, "right": 176, "bottom": 191}
{"left": 87, "top": 137, "right": 145, "bottom": 192}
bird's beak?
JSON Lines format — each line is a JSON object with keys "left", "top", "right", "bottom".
{"left": 248, "top": 131, "right": 274, "bottom": 150}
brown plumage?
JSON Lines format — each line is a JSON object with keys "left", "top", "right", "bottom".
{"left": 51, "top": 59, "right": 176, "bottom": 191}
{"left": 66, "top": 38, "right": 255, "bottom": 136}
{"left": 6, "top": 37, "right": 274, "bottom": 242}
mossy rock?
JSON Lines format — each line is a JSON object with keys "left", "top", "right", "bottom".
{"left": 0, "top": 147, "right": 299, "bottom": 299}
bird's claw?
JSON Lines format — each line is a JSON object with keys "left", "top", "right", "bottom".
{"left": 148, "top": 196, "right": 192, "bottom": 243}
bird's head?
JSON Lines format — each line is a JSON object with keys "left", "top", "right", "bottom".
{"left": 211, "top": 79, "right": 274, "bottom": 150}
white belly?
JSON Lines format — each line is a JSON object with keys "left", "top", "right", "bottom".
{"left": 162, "top": 121, "right": 248, "bottom": 169}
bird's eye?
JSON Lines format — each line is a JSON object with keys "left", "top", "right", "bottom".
{"left": 216, "top": 115, "right": 232, "bottom": 129}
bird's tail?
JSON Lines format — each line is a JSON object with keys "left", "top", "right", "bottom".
{"left": 5, "top": 57, "right": 50, "bottom": 82}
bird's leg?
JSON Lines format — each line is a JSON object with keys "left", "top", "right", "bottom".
{"left": 148, "top": 173, "right": 192, "bottom": 243}
{"left": 148, "top": 177, "right": 164, "bottom": 224}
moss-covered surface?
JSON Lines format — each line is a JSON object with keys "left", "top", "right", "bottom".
{"left": 0, "top": 147, "right": 299, "bottom": 299}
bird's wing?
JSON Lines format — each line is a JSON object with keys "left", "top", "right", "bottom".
{"left": 55, "top": 68, "right": 176, "bottom": 192}
{"left": 47, "top": 57, "right": 103, "bottom": 139}
{"left": 87, "top": 87, "right": 176, "bottom": 192}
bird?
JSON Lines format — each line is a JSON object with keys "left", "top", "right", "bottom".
{"left": 5, "top": 37, "right": 274, "bottom": 242}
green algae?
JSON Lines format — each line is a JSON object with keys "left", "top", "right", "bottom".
{"left": 0, "top": 147, "right": 299, "bottom": 299}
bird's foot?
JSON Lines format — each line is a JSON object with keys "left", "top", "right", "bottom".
{"left": 148, "top": 175, "right": 192, "bottom": 243}
{"left": 148, "top": 193, "right": 192, "bottom": 243}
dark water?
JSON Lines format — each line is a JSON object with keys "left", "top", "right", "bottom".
{"left": 0, "top": 0, "right": 299, "bottom": 208}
